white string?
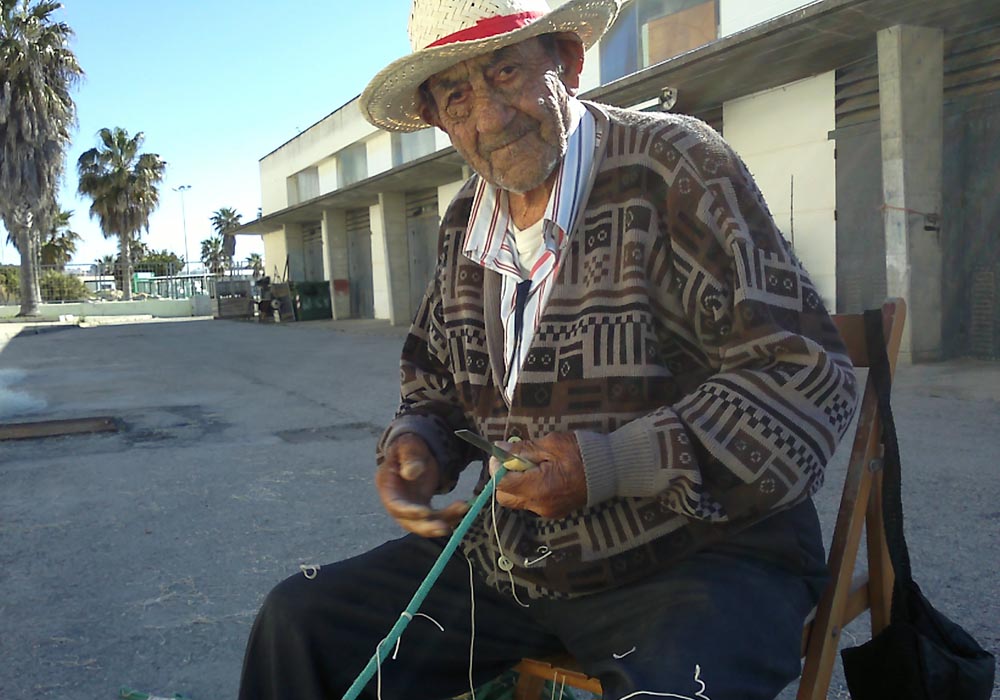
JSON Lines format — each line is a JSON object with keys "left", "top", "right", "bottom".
{"left": 612, "top": 646, "right": 637, "bottom": 659}
{"left": 466, "top": 556, "right": 477, "bottom": 700}
{"left": 616, "top": 664, "right": 712, "bottom": 700}
{"left": 524, "top": 546, "right": 553, "bottom": 567}
{"left": 392, "top": 611, "right": 447, "bottom": 660}
{"left": 549, "top": 674, "right": 567, "bottom": 700}
{"left": 506, "top": 569, "right": 529, "bottom": 607}
{"left": 489, "top": 471, "right": 504, "bottom": 554}
{"left": 491, "top": 480, "right": 529, "bottom": 608}
{"left": 370, "top": 597, "right": 448, "bottom": 699}
{"left": 400, "top": 611, "right": 445, "bottom": 632}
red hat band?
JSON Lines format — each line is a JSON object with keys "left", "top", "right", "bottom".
{"left": 425, "top": 11, "right": 546, "bottom": 49}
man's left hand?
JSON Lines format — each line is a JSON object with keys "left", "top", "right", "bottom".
{"left": 488, "top": 432, "right": 587, "bottom": 519}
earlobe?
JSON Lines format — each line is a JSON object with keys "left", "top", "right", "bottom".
{"left": 553, "top": 34, "right": 585, "bottom": 90}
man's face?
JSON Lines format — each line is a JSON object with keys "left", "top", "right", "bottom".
{"left": 421, "top": 37, "right": 574, "bottom": 194}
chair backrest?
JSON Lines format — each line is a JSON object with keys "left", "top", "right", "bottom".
{"left": 513, "top": 299, "right": 908, "bottom": 700}
{"left": 796, "top": 297, "right": 906, "bottom": 699}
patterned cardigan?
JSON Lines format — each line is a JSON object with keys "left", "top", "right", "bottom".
{"left": 377, "top": 103, "right": 859, "bottom": 599}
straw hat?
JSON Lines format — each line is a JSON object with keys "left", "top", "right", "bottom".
{"left": 360, "top": 0, "right": 621, "bottom": 132}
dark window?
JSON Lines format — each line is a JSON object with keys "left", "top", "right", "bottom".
{"left": 600, "top": 0, "right": 718, "bottom": 84}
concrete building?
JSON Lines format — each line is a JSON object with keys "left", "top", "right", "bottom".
{"left": 236, "top": 0, "right": 1000, "bottom": 362}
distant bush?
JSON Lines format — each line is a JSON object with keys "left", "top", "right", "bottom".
{"left": 41, "top": 270, "right": 89, "bottom": 302}
{"left": 0, "top": 265, "right": 19, "bottom": 303}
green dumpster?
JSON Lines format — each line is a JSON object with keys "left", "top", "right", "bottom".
{"left": 292, "top": 281, "right": 333, "bottom": 321}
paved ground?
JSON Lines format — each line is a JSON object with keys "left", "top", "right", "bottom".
{"left": 0, "top": 318, "right": 997, "bottom": 700}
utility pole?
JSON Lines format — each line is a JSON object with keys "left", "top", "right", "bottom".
{"left": 173, "top": 185, "right": 192, "bottom": 272}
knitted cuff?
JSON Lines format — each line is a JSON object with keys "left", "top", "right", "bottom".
{"left": 575, "top": 429, "right": 616, "bottom": 506}
{"left": 576, "top": 417, "right": 662, "bottom": 506}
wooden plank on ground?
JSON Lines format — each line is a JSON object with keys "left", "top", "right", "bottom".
{"left": 0, "top": 416, "right": 119, "bottom": 441}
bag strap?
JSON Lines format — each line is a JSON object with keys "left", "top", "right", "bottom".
{"left": 863, "top": 308, "right": 914, "bottom": 616}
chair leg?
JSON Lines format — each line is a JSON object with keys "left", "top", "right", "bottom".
{"left": 797, "top": 416, "right": 880, "bottom": 700}
{"left": 865, "top": 467, "right": 894, "bottom": 634}
{"left": 513, "top": 671, "right": 547, "bottom": 700}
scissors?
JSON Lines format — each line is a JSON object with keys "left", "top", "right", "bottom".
{"left": 454, "top": 430, "right": 536, "bottom": 472}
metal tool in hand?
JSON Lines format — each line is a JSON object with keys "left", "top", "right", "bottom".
{"left": 454, "top": 430, "right": 536, "bottom": 471}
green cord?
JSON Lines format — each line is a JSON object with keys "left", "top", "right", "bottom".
{"left": 341, "top": 466, "right": 509, "bottom": 700}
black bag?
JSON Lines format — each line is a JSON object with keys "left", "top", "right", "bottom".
{"left": 840, "top": 310, "right": 996, "bottom": 700}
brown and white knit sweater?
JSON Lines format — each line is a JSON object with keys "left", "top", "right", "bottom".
{"left": 377, "top": 102, "right": 859, "bottom": 599}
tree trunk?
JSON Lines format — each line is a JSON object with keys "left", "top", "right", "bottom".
{"left": 14, "top": 220, "right": 41, "bottom": 317}
{"left": 120, "top": 233, "right": 133, "bottom": 301}
{"left": 30, "top": 226, "right": 42, "bottom": 303}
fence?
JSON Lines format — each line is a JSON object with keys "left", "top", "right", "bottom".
{"left": 0, "top": 262, "right": 258, "bottom": 305}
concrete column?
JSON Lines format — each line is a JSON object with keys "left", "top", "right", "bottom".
{"left": 322, "top": 209, "right": 351, "bottom": 319}
{"left": 371, "top": 193, "right": 408, "bottom": 325}
{"left": 877, "top": 25, "right": 944, "bottom": 362}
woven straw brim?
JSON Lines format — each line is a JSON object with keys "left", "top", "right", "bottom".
{"left": 360, "top": 0, "right": 620, "bottom": 132}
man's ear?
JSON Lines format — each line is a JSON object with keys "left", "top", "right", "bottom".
{"left": 416, "top": 87, "right": 442, "bottom": 129}
{"left": 553, "top": 32, "right": 585, "bottom": 92}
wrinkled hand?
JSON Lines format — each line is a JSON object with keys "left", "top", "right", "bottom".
{"left": 376, "top": 433, "right": 469, "bottom": 537}
{"left": 489, "top": 432, "right": 587, "bottom": 519}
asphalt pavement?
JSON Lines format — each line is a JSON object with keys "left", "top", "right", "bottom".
{"left": 0, "top": 317, "right": 997, "bottom": 700}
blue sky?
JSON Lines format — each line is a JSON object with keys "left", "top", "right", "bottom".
{"left": 0, "top": 0, "right": 413, "bottom": 268}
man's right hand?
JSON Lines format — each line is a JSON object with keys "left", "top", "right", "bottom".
{"left": 376, "top": 433, "right": 469, "bottom": 538}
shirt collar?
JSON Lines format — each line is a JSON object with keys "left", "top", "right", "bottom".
{"left": 463, "top": 98, "right": 593, "bottom": 270}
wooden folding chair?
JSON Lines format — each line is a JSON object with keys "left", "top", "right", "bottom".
{"left": 512, "top": 298, "right": 907, "bottom": 700}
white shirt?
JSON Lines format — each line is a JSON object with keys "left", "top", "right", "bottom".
{"left": 511, "top": 218, "right": 546, "bottom": 276}
{"left": 461, "top": 98, "right": 597, "bottom": 400}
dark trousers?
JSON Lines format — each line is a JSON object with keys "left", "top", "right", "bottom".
{"left": 238, "top": 521, "right": 826, "bottom": 700}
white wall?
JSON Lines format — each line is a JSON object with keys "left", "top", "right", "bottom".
{"left": 259, "top": 99, "right": 379, "bottom": 214}
{"left": 367, "top": 131, "right": 395, "bottom": 178}
{"left": 433, "top": 128, "right": 452, "bottom": 152}
{"left": 719, "top": 0, "right": 815, "bottom": 36}
{"left": 437, "top": 179, "right": 466, "bottom": 221}
{"left": 262, "top": 230, "right": 289, "bottom": 281}
{"left": 723, "top": 71, "right": 837, "bottom": 310}
{"left": 318, "top": 156, "right": 339, "bottom": 194}
{"left": 0, "top": 298, "right": 198, "bottom": 320}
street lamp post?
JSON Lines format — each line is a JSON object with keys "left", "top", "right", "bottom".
{"left": 173, "top": 184, "right": 192, "bottom": 271}
{"left": 173, "top": 185, "right": 192, "bottom": 297}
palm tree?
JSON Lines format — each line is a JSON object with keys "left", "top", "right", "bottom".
{"left": 210, "top": 206, "right": 241, "bottom": 262}
{"left": 245, "top": 252, "right": 264, "bottom": 279}
{"left": 128, "top": 234, "right": 150, "bottom": 264}
{"left": 201, "top": 235, "right": 228, "bottom": 275}
{"left": 95, "top": 253, "right": 115, "bottom": 276}
{"left": 0, "top": 0, "right": 83, "bottom": 316}
{"left": 39, "top": 208, "right": 80, "bottom": 269}
{"left": 77, "top": 127, "right": 166, "bottom": 300}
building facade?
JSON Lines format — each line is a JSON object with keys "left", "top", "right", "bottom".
{"left": 237, "top": 0, "right": 1000, "bottom": 361}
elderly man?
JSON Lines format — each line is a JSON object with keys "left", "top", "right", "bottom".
{"left": 238, "top": 1, "right": 859, "bottom": 699}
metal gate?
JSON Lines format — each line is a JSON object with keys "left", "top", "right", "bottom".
{"left": 302, "top": 225, "right": 324, "bottom": 281}
{"left": 943, "top": 91, "right": 1000, "bottom": 359}
{"left": 406, "top": 189, "right": 440, "bottom": 319}
{"left": 941, "top": 24, "right": 1000, "bottom": 358}
{"left": 832, "top": 58, "right": 886, "bottom": 315}
{"left": 346, "top": 208, "right": 375, "bottom": 319}
{"left": 833, "top": 120, "right": 886, "bottom": 314}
